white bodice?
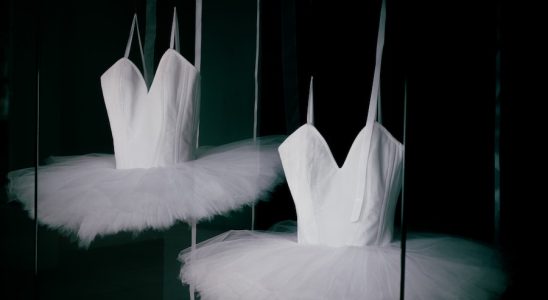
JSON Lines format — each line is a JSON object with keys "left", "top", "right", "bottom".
{"left": 101, "top": 12, "right": 199, "bottom": 169}
{"left": 279, "top": 122, "right": 403, "bottom": 247}
{"left": 279, "top": 0, "right": 404, "bottom": 247}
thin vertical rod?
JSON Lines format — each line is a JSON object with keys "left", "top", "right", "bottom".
{"left": 189, "top": 221, "right": 197, "bottom": 300}
{"left": 194, "top": 0, "right": 202, "bottom": 148}
{"left": 194, "top": 0, "right": 202, "bottom": 71}
{"left": 34, "top": 2, "right": 41, "bottom": 296}
{"left": 399, "top": 80, "right": 408, "bottom": 300}
{"left": 251, "top": 0, "right": 261, "bottom": 231}
{"left": 253, "top": 0, "right": 260, "bottom": 141}
{"left": 34, "top": 71, "right": 39, "bottom": 276}
{"left": 493, "top": 0, "right": 502, "bottom": 246}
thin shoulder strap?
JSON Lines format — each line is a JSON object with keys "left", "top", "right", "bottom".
{"left": 350, "top": 0, "right": 386, "bottom": 223}
{"left": 170, "top": 8, "right": 181, "bottom": 52}
{"left": 306, "top": 76, "right": 314, "bottom": 125}
{"left": 124, "top": 14, "right": 149, "bottom": 84}
{"left": 366, "top": 0, "right": 386, "bottom": 128}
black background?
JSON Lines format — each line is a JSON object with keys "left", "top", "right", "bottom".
{"left": 1, "top": 0, "right": 543, "bottom": 298}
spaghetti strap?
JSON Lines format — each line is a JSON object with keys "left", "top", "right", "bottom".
{"left": 306, "top": 77, "right": 314, "bottom": 125}
{"left": 351, "top": 0, "right": 386, "bottom": 222}
{"left": 169, "top": 7, "right": 181, "bottom": 52}
{"left": 124, "top": 14, "right": 148, "bottom": 85}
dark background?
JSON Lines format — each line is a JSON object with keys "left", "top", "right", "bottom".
{"left": 1, "top": 0, "right": 541, "bottom": 298}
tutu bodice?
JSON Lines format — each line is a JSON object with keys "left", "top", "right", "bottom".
{"left": 279, "top": 1, "right": 403, "bottom": 247}
{"left": 280, "top": 123, "right": 403, "bottom": 247}
{"left": 101, "top": 11, "right": 199, "bottom": 169}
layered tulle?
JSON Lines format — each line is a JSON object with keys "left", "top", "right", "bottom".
{"left": 7, "top": 136, "right": 285, "bottom": 247}
{"left": 179, "top": 228, "right": 507, "bottom": 300}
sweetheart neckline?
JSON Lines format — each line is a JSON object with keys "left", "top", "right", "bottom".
{"left": 288, "top": 123, "right": 367, "bottom": 170}
{"left": 284, "top": 122, "right": 402, "bottom": 171}
{"left": 103, "top": 49, "right": 197, "bottom": 94}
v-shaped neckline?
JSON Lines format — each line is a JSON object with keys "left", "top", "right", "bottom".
{"left": 299, "top": 123, "right": 369, "bottom": 170}
{"left": 112, "top": 49, "right": 197, "bottom": 94}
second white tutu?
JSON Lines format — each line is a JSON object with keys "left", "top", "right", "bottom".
{"left": 179, "top": 228, "right": 507, "bottom": 300}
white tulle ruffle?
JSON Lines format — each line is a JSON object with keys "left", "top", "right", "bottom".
{"left": 7, "top": 136, "right": 285, "bottom": 247}
{"left": 179, "top": 228, "right": 507, "bottom": 300}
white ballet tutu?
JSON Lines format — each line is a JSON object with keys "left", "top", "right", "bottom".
{"left": 7, "top": 136, "right": 285, "bottom": 247}
{"left": 179, "top": 228, "right": 507, "bottom": 300}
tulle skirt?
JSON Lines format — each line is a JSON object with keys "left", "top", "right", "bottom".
{"left": 179, "top": 228, "right": 507, "bottom": 300}
{"left": 7, "top": 136, "right": 285, "bottom": 246}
